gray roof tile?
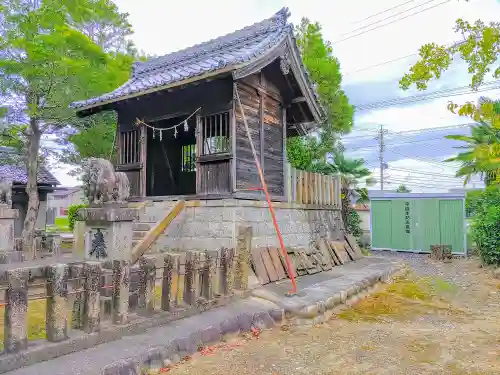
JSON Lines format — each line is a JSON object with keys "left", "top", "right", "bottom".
{"left": 71, "top": 8, "right": 319, "bottom": 111}
{"left": 0, "top": 147, "right": 60, "bottom": 185}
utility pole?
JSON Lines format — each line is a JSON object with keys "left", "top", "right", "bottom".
{"left": 375, "top": 125, "right": 388, "bottom": 191}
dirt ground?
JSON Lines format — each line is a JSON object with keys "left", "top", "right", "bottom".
{"left": 164, "top": 253, "right": 500, "bottom": 375}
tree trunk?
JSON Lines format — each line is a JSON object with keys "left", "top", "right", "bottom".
{"left": 21, "top": 120, "right": 41, "bottom": 250}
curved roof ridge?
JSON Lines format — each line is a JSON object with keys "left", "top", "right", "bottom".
{"left": 132, "top": 7, "right": 291, "bottom": 77}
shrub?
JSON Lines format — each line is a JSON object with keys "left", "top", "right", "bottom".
{"left": 68, "top": 203, "right": 87, "bottom": 231}
{"left": 345, "top": 207, "right": 363, "bottom": 238}
{"left": 470, "top": 185, "right": 500, "bottom": 265}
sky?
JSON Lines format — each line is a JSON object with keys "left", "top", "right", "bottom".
{"left": 53, "top": 0, "right": 500, "bottom": 191}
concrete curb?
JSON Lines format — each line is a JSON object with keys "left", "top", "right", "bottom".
{"left": 102, "top": 259, "right": 405, "bottom": 375}
{"left": 101, "top": 299, "right": 284, "bottom": 375}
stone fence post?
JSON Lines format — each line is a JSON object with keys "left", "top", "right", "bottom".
{"left": 0, "top": 205, "right": 20, "bottom": 264}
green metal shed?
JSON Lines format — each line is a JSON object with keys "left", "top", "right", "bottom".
{"left": 368, "top": 192, "right": 467, "bottom": 255}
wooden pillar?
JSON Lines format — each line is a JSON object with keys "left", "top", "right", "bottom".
{"left": 46, "top": 264, "right": 69, "bottom": 342}
{"left": 139, "top": 126, "right": 147, "bottom": 197}
{"left": 231, "top": 99, "right": 237, "bottom": 192}
{"left": 3, "top": 268, "right": 29, "bottom": 353}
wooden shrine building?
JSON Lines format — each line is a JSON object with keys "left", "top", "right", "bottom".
{"left": 71, "top": 8, "right": 324, "bottom": 201}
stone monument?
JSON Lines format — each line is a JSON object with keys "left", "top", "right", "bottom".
{"left": 78, "top": 158, "right": 138, "bottom": 262}
{"left": 0, "top": 178, "right": 21, "bottom": 264}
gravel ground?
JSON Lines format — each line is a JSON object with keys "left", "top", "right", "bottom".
{"left": 164, "top": 253, "right": 500, "bottom": 375}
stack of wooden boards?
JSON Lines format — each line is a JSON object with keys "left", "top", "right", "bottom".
{"left": 250, "top": 233, "right": 364, "bottom": 285}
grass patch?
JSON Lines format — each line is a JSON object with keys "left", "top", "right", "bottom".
{"left": 0, "top": 299, "right": 47, "bottom": 350}
{"left": 338, "top": 274, "right": 457, "bottom": 322}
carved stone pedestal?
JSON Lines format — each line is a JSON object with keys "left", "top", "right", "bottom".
{"left": 78, "top": 206, "right": 139, "bottom": 261}
{"left": 0, "top": 204, "right": 21, "bottom": 264}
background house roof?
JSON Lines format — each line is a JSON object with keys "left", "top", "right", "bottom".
{"left": 0, "top": 147, "right": 60, "bottom": 185}
{"left": 71, "top": 7, "right": 321, "bottom": 115}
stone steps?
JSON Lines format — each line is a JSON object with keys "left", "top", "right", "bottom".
{"left": 131, "top": 200, "right": 178, "bottom": 254}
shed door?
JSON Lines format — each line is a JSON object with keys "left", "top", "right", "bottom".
{"left": 439, "top": 199, "right": 465, "bottom": 254}
{"left": 371, "top": 200, "right": 392, "bottom": 249}
{"left": 419, "top": 199, "right": 441, "bottom": 253}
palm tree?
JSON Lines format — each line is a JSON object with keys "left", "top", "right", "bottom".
{"left": 445, "top": 97, "right": 500, "bottom": 186}
{"left": 316, "top": 150, "right": 375, "bottom": 234}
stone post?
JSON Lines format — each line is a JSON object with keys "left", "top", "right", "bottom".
{"left": 111, "top": 260, "right": 130, "bottom": 325}
{"left": 46, "top": 264, "right": 69, "bottom": 342}
{"left": 220, "top": 248, "right": 235, "bottom": 296}
{"left": 70, "top": 264, "right": 84, "bottom": 330}
{"left": 203, "top": 250, "right": 217, "bottom": 301}
{"left": 78, "top": 206, "right": 139, "bottom": 262}
{"left": 3, "top": 268, "right": 29, "bottom": 353}
{"left": 83, "top": 261, "right": 102, "bottom": 333}
{"left": 161, "top": 253, "right": 178, "bottom": 311}
{"left": 234, "top": 226, "right": 252, "bottom": 290}
{"left": 184, "top": 251, "right": 200, "bottom": 306}
{"left": 72, "top": 220, "right": 86, "bottom": 259}
{"left": 0, "top": 205, "right": 20, "bottom": 264}
{"left": 138, "top": 256, "right": 156, "bottom": 313}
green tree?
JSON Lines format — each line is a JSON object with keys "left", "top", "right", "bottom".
{"left": 399, "top": 10, "right": 500, "bottom": 183}
{"left": 288, "top": 18, "right": 354, "bottom": 170}
{"left": 0, "top": 0, "right": 133, "bottom": 247}
{"left": 396, "top": 184, "right": 412, "bottom": 193}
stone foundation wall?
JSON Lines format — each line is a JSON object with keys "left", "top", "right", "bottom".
{"left": 153, "top": 199, "right": 343, "bottom": 252}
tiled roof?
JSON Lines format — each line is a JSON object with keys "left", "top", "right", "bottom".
{"left": 0, "top": 147, "right": 60, "bottom": 185}
{"left": 71, "top": 8, "right": 321, "bottom": 115}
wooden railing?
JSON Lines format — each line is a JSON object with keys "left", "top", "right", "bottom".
{"left": 286, "top": 163, "right": 342, "bottom": 208}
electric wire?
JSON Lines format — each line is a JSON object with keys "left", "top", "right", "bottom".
{"left": 350, "top": 0, "right": 418, "bottom": 25}
{"left": 333, "top": 0, "right": 452, "bottom": 44}
{"left": 339, "top": 0, "right": 439, "bottom": 38}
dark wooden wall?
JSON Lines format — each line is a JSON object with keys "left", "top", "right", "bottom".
{"left": 116, "top": 78, "right": 233, "bottom": 131}
{"left": 235, "top": 73, "right": 284, "bottom": 196}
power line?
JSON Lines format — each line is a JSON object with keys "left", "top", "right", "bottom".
{"left": 356, "top": 82, "right": 500, "bottom": 111}
{"left": 343, "top": 123, "right": 474, "bottom": 142}
{"left": 343, "top": 38, "right": 471, "bottom": 76}
{"left": 344, "top": 53, "right": 417, "bottom": 75}
{"left": 339, "top": 0, "right": 438, "bottom": 38}
{"left": 351, "top": 0, "right": 418, "bottom": 25}
{"left": 333, "top": 0, "right": 452, "bottom": 44}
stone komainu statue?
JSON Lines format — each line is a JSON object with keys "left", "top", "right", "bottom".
{"left": 113, "top": 171, "right": 130, "bottom": 203}
{"left": 83, "top": 158, "right": 130, "bottom": 205}
{"left": 0, "top": 178, "right": 13, "bottom": 207}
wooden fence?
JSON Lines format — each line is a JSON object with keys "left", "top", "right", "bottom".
{"left": 286, "top": 163, "right": 342, "bottom": 208}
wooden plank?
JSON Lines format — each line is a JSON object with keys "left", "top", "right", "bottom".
{"left": 317, "top": 240, "right": 334, "bottom": 269}
{"left": 130, "top": 201, "right": 185, "bottom": 265}
{"left": 345, "top": 234, "right": 364, "bottom": 260}
{"left": 250, "top": 247, "right": 270, "bottom": 284}
{"left": 268, "top": 247, "right": 287, "bottom": 280}
{"left": 344, "top": 241, "right": 357, "bottom": 261}
{"left": 329, "top": 241, "right": 351, "bottom": 265}
{"left": 324, "top": 239, "right": 341, "bottom": 266}
{"left": 260, "top": 247, "right": 279, "bottom": 282}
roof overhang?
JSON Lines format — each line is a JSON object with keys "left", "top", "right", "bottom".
{"left": 232, "top": 31, "right": 324, "bottom": 131}
{"left": 74, "top": 65, "right": 243, "bottom": 117}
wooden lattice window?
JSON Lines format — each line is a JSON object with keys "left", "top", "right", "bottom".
{"left": 200, "top": 112, "right": 230, "bottom": 155}
{"left": 181, "top": 144, "right": 196, "bottom": 172}
{"left": 119, "top": 130, "right": 140, "bottom": 165}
